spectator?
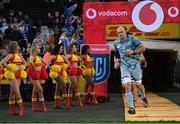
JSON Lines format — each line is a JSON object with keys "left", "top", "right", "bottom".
{"left": 8, "top": 26, "right": 22, "bottom": 43}
{"left": 48, "top": 28, "right": 55, "bottom": 45}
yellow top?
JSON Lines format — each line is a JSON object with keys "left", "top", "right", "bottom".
{"left": 69, "top": 54, "right": 79, "bottom": 64}
{"left": 84, "top": 54, "right": 93, "bottom": 65}
{"left": 34, "top": 56, "right": 42, "bottom": 66}
{"left": 10, "top": 54, "right": 23, "bottom": 65}
{"left": 54, "top": 54, "right": 64, "bottom": 65}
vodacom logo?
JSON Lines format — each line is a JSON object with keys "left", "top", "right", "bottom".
{"left": 86, "top": 8, "right": 97, "bottom": 19}
{"left": 132, "top": 1, "right": 164, "bottom": 32}
{"left": 168, "top": 6, "right": 179, "bottom": 17}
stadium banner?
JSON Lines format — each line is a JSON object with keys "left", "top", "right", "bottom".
{"left": 83, "top": 1, "right": 180, "bottom": 44}
{"left": 81, "top": 44, "right": 110, "bottom": 97}
{"left": 83, "top": 1, "right": 180, "bottom": 25}
{"left": 106, "top": 23, "right": 180, "bottom": 40}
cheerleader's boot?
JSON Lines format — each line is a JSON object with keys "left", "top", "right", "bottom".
{"left": 90, "top": 92, "right": 98, "bottom": 105}
{"left": 75, "top": 92, "right": 83, "bottom": 108}
{"left": 9, "top": 99, "right": 18, "bottom": 115}
{"left": 54, "top": 96, "right": 60, "bottom": 109}
{"left": 63, "top": 94, "right": 68, "bottom": 108}
{"left": 83, "top": 92, "right": 89, "bottom": 105}
{"left": 39, "top": 97, "right": 48, "bottom": 112}
{"left": 17, "top": 98, "right": 24, "bottom": 117}
{"left": 32, "top": 97, "right": 39, "bottom": 112}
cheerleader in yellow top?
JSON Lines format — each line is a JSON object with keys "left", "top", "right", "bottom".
{"left": 26, "top": 44, "right": 48, "bottom": 112}
{"left": 66, "top": 43, "right": 84, "bottom": 108}
{"left": 48, "top": 43, "right": 70, "bottom": 109}
{"left": 1, "top": 41, "right": 26, "bottom": 117}
{"left": 81, "top": 45, "right": 98, "bottom": 105}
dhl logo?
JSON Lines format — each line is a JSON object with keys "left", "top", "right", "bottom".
{"left": 106, "top": 24, "right": 180, "bottom": 40}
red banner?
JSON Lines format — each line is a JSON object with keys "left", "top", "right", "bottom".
{"left": 83, "top": 1, "right": 180, "bottom": 44}
{"left": 83, "top": 1, "right": 180, "bottom": 25}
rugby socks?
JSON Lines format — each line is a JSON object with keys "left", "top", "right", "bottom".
{"left": 125, "top": 90, "right": 134, "bottom": 108}
{"left": 139, "top": 87, "right": 146, "bottom": 99}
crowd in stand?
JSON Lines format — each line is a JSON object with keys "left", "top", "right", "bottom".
{"left": 0, "top": 8, "right": 84, "bottom": 61}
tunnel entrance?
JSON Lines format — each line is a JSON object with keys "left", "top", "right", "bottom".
{"left": 143, "top": 49, "right": 178, "bottom": 92}
{"left": 108, "top": 49, "right": 178, "bottom": 94}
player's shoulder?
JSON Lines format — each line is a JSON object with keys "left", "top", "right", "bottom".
{"left": 128, "top": 35, "right": 136, "bottom": 39}
{"left": 128, "top": 35, "right": 141, "bottom": 44}
{"left": 114, "top": 39, "right": 120, "bottom": 45}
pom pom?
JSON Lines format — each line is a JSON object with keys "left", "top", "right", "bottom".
{"left": 4, "top": 70, "right": 15, "bottom": 80}
{"left": 83, "top": 68, "right": 96, "bottom": 76}
{"left": 50, "top": 65, "right": 61, "bottom": 73}
{"left": 49, "top": 71, "right": 58, "bottom": 79}
{"left": 20, "top": 70, "right": 27, "bottom": 79}
{"left": 7, "top": 64, "right": 18, "bottom": 72}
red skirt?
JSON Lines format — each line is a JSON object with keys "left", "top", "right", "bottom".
{"left": 66, "top": 67, "right": 83, "bottom": 76}
{"left": 26, "top": 66, "right": 48, "bottom": 80}
{"left": 40, "top": 65, "right": 48, "bottom": 80}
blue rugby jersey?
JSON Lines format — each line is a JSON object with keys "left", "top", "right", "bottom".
{"left": 114, "top": 35, "right": 141, "bottom": 68}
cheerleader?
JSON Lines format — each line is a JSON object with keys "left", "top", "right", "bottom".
{"left": 66, "top": 43, "right": 83, "bottom": 108}
{"left": 1, "top": 41, "right": 26, "bottom": 117}
{"left": 81, "top": 45, "right": 98, "bottom": 105}
{"left": 48, "top": 43, "right": 70, "bottom": 109}
{"left": 26, "top": 44, "right": 48, "bottom": 112}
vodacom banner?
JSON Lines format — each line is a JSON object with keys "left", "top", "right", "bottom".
{"left": 83, "top": 1, "right": 180, "bottom": 44}
{"left": 83, "top": 1, "right": 180, "bottom": 99}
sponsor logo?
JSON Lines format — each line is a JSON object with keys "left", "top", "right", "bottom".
{"left": 92, "top": 55, "right": 110, "bottom": 84}
{"left": 132, "top": 1, "right": 164, "bottom": 32}
{"left": 168, "top": 6, "right": 179, "bottom": 17}
{"left": 106, "top": 24, "right": 180, "bottom": 39}
{"left": 86, "top": 8, "right": 97, "bottom": 19}
{"left": 86, "top": 8, "right": 128, "bottom": 19}
{"left": 98, "top": 10, "right": 127, "bottom": 16}
{"left": 81, "top": 44, "right": 110, "bottom": 84}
